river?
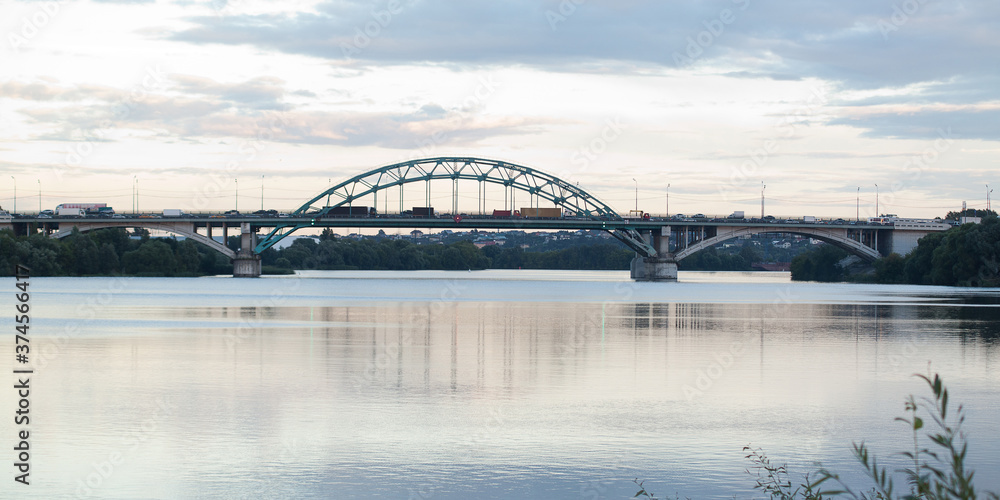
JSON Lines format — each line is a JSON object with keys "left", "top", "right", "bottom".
{"left": 2, "top": 270, "right": 999, "bottom": 499}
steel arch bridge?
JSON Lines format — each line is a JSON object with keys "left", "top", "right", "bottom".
{"left": 256, "top": 157, "right": 656, "bottom": 255}
{"left": 295, "top": 157, "right": 619, "bottom": 217}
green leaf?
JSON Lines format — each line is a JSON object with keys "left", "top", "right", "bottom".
{"left": 914, "top": 416, "right": 923, "bottom": 430}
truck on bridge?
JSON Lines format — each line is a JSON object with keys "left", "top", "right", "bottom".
{"left": 319, "top": 206, "right": 376, "bottom": 217}
{"left": 521, "top": 207, "right": 562, "bottom": 218}
{"left": 55, "top": 203, "right": 111, "bottom": 215}
{"left": 57, "top": 208, "right": 86, "bottom": 217}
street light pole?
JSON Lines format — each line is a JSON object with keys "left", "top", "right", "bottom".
{"left": 666, "top": 183, "right": 670, "bottom": 217}
{"left": 235, "top": 178, "right": 238, "bottom": 213}
{"left": 761, "top": 181, "right": 765, "bottom": 219}
{"left": 875, "top": 183, "right": 879, "bottom": 216}
{"left": 632, "top": 178, "right": 637, "bottom": 211}
{"left": 261, "top": 174, "right": 264, "bottom": 211}
{"left": 37, "top": 179, "right": 40, "bottom": 213}
{"left": 9, "top": 176, "right": 14, "bottom": 214}
{"left": 856, "top": 186, "right": 860, "bottom": 221}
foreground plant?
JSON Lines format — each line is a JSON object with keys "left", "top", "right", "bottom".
{"left": 634, "top": 372, "right": 1000, "bottom": 499}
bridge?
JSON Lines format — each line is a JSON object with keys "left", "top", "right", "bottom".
{"left": 2, "top": 157, "right": 951, "bottom": 281}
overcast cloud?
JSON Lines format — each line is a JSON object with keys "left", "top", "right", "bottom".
{"left": 1, "top": 0, "right": 998, "bottom": 214}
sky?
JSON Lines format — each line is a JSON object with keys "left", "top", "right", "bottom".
{"left": 1, "top": 0, "right": 998, "bottom": 219}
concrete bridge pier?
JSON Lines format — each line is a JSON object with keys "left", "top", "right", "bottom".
{"left": 233, "top": 223, "right": 261, "bottom": 278}
{"left": 630, "top": 226, "right": 677, "bottom": 282}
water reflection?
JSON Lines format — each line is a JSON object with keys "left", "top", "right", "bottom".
{"left": 5, "top": 274, "right": 1000, "bottom": 499}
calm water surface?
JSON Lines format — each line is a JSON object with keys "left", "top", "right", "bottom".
{"left": 2, "top": 270, "right": 999, "bottom": 499}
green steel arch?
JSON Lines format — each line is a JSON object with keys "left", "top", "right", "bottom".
{"left": 294, "top": 157, "right": 622, "bottom": 218}
{"left": 254, "top": 157, "right": 660, "bottom": 255}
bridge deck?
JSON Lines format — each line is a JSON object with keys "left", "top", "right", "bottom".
{"left": 4, "top": 215, "right": 900, "bottom": 231}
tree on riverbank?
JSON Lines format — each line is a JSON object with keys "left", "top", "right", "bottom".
{"left": 790, "top": 215, "right": 1000, "bottom": 286}
{"left": 0, "top": 228, "right": 636, "bottom": 276}
{"left": 0, "top": 228, "right": 232, "bottom": 277}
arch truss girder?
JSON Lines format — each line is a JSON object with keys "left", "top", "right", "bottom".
{"left": 49, "top": 221, "right": 236, "bottom": 260}
{"left": 611, "top": 228, "right": 658, "bottom": 257}
{"left": 254, "top": 224, "right": 311, "bottom": 254}
{"left": 673, "top": 226, "right": 880, "bottom": 262}
{"left": 295, "top": 157, "right": 621, "bottom": 219}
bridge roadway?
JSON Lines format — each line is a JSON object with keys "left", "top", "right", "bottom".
{"left": 5, "top": 213, "right": 940, "bottom": 280}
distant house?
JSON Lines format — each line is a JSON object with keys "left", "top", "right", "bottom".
{"left": 410, "top": 230, "right": 424, "bottom": 238}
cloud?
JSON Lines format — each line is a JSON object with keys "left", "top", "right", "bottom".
{"left": 170, "top": 74, "right": 289, "bottom": 109}
{"left": 168, "top": 1, "right": 1000, "bottom": 90}
{"left": 1, "top": 76, "right": 544, "bottom": 147}
{"left": 828, "top": 108, "right": 999, "bottom": 141}
{"left": 163, "top": 0, "right": 1000, "bottom": 146}
{"left": 722, "top": 71, "right": 803, "bottom": 81}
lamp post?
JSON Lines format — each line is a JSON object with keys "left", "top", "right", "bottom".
{"left": 987, "top": 184, "right": 991, "bottom": 212}
{"left": 235, "top": 178, "right": 238, "bottom": 213}
{"left": 10, "top": 176, "right": 14, "bottom": 214}
{"left": 875, "top": 183, "right": 879, "bottom": 217}
{"left": 37, "top": 180, "right": 41, "bottom": 213}
{"left": 261, "top": 175, "right": 264, "bottom": 211}
{"left": 632, "top": 178, "right": 637, "bottom": 211}
{"left": 760, "top": 181, "right": 766, "bottom": 219}
{"left": 666, "top": 183, "right": 670, "bottom": 217}
{"left": 856, "top": 186, "right": 860, "bottom": 221}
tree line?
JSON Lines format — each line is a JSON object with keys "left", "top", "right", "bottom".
{"left": 264, "top": 235, "right": 634, "bottom": 272}
{"left": 0, "top": 227, "right": 640, "bottom": 276}
{"left": 791, "top": 213, "right": 1000, "bottom": 286}
{"left": 0, "top": 228, "right": 233, "bottom": 277}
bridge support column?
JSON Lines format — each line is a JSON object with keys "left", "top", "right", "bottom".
{"left": 630, "top": 227, "right": 678, "bottom": 282}
{"left": 631, "top": 256, "right": 678, "bottom": 281}
{"left": 233, "top": 223, "right": 261, "bottom": 278}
